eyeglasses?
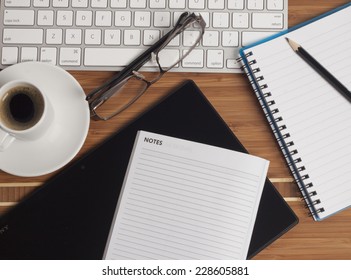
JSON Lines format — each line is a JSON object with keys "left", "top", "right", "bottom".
{"left": 86, "top": 12, "right": 205, "bottom": 121}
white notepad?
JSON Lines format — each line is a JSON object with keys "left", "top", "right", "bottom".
{"left": 240, "top": 3, "right": 351, "bottom": 221}
{"left": 104, "top": 131, "right": 269, "bottom": 259}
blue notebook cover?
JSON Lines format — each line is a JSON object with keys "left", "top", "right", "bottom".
{"left": 239, "top": 2, "right": 351, "bottom": 221}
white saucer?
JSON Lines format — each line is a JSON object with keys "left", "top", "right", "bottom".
{"left": 0, "top": 62, "right": 90, "bottom": 177}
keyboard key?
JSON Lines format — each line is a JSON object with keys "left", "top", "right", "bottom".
{"left": 3, "top": 29, "right": 43, "bottom": 44}
{"left": 85, "top": 29, "right": 101, "bottom": 45}
{"left": 91, "top": 0, "right": 107, "bottom": 8}
{"left": 232, "top": 13, "right": 249, "bottom": 28}
{"left": 130, "top": 0, "right": 146, "bottom": 8}
{"left": 183, "top": 30, "right": 201, "bottom": 47}
{"left": 104, "top": 30, "right": 121, "bottom": 45}
{"left": 154, "top": 12, "right": 171, "bottom": 27}
{"left": 4, "top": 0, "right": 30, "bottom": 7}
{"left": 228, "top": 0, "right": 244, "bottom": 10}
{"left": 143, "top": 30, "right": 160, "bottom": 46}
{"left": 146, "top": 49, "right": 179, "bottom": 68}
{"left": 207, "top": 50, "right": 223, "bottom": 68}
{"left": 53, "top": 0, "right": 69, "bottom": 7}
{"left": 134, "top": 11, "right": 151, "bottom": 27}
{"left": 169, "top": 0, "right": 186, "bottom": 9}
{"left": 57, "top": 11, "right": 73, "bottom": 26}
{"left": 37, "top": 10, "right": 54, "bottom": 26}
{"left": 46, "top": 29, "right": 63, "bottom": 44}
{"left": 1, "top": 47, "right": 18, "bottom": 65}
{"left": 198, "top": 12, "right": 210, "bottom": 28}
{"left": 115, "top": 11, "right": 132, "bottom": 27}
{"left": 33, "top": 0, "right": 50, "bottom": 7}
{"left": 202, "top": 31, "right": 219, "bottom": 47}
{"left": 247, "top": 0, "right": 264, "bottom": 10}
{"left": 150, "top": 0, "right": 166, "bottom": 8}
{"left": 3, "top": 10, "right": 34, "bottom": 26}
{"left": 66, "top": 29, "right": 82, "bottom": 45}
{"left": 72, "top": 0, "right": 88, "bottom": 7}
{"left": 182, "top": 49, "right": 204, "bottom": 68}
{"left": 267, "top": 0, "right": 284, "bottom": 10}
{"left": 172, "top": 12, "right": 184, "bottom": 26}
{"left": 76, "top": 11, "right": 93, "bottom": 26}
{"left": 166, "top": 32, "right": 180, "bottom": 46}
{"left": 84, "top": 48, "right": 144, "bottom": 66}
{"left": 208, "top": 0, "right": 225, "bottom": 9}
{"left": 242, "top": 31, "right": 276, "bottom": 46}
{"left": 252, "top": 13, "right": 284, "bottom": 29}
{"left": 124, "top": 30, "right": 141, "bottom": 45}
{"left": 40, "top": 47, "right": 57, "bottom": 64}
{"left": 111, "top": 0, "right": 127, "bottom": 8}
{"left": 95, "top": 11, "right": 112, "bottom": 27}
{"left": 226, "top": 58, "right": 240, "bottom": 69}
{"left": 21, "top": 47, "right": 38, "bottom": 62}
{"left": 189, "top": 0, "right": 205, "bottom": 9}
{"left": 222, "top": 31, "right": 239, "bottom": 47}
{"left": 213, "top": 12, "right": 230, "bottom": 28}
{"left": 59, "top": 47, "right": 81, "bottom": 66}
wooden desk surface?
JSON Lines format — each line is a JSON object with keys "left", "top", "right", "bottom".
{"left": 1, "top": 0, "right": 350, "bottom": 260}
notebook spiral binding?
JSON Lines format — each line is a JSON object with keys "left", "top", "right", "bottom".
{"left": 237, "top": 52, "right": 325, "bottom": 218}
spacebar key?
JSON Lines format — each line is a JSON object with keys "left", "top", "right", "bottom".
{"left": 84, "top": 48, "right": 145, "bottom": 66}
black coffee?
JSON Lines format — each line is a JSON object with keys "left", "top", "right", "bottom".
{"left": 9, "top": 93, "right": 35, "bottom": 123}
{"left": 0, "top": 85, "right": 44, "bottom": 131}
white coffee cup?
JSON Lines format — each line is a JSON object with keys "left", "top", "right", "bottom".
{"left": 0, "top": 80, "right": 53, "bottom": 151}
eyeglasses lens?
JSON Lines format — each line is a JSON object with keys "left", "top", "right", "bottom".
{"left": 93, "top": 14, "right": 204, "bottom": 120}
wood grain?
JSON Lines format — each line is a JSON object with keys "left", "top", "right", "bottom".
{"left": 1, "top": 0, "right": 350, "bottom": 260}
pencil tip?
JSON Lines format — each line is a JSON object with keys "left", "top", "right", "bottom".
{"left": 286, "top": 38, "right": 300, "bottom": 51}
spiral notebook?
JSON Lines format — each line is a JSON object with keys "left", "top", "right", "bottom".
{"left": 239, "top": 3, "right": 351, "bottom": 221}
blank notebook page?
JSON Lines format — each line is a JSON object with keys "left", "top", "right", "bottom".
{"left": 242, "top": 5, "right": 351, "bottom": 220}
{"left": 104, "top": 131, "right": 269, "bottom": 259}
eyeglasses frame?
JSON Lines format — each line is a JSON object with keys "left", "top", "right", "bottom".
{"left": 86, "top": 12, "right": 206, "bottom": 121}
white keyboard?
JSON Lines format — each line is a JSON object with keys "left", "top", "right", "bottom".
{"left": 0, "top": 0, "right": 288, "bottom": 73}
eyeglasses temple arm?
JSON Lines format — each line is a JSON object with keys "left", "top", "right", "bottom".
{"left": 85, "top": 13, "right": 194, "bottom": 102}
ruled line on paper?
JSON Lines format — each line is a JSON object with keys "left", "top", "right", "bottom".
{"left": 110, "top": 248, "right": 149, "bottom": 260}
{"left": 139, "top": 156, "right": 259, "bottom": 184}
{"left": 133, "top": 172, "right": 256, "bottom": 202}
{"left": 104, "top": 131, "right": 268, "bottom": 260}
{"left": 135, "top": 166, "right": 258, "bottom": 192}
{"left": 137, "top": 148, "right": 262, "bottom": 202}
{"left": 126, "top": 193, "right": 251, "bottom": 226}
{"left": 123, "top": 204, "right": 247, "bottom": 239}
{"left": 119, "top": 219, "right": 241, "bottom": 248}
{"left": 114, "top": 221, "right": 232, "bottom": 260}
{"left": 132, "top": 181, "right": 254, "bottom": 213}
{"left": 124, "top": 205, "right": 247, "bottom": 237}
{"left": 137, "top": 160, "right": 260, "bottom": 188}
{"left": 117, "top": 225, "right": 240, "bottom": 257}
{"left": 243, "top": 5, "right": 351, "bottom": 220}
{"left": 141, "top": 147, "right": 260, "bottom": 181}
{"left": 126, "top": 195, "right": 250, "bottom": 229}
{"left": 139, "top": 150, "right": 261, "bottom": 185}
{"left": 129, "top": 186, "right": 253, "bottom": 221}
{"left": 115, "top": 232, "right": 236, "bottom": 259}
{"left": 117, "top": 225, "right": 240, "bottom": 254}
{"left": 132, "top": 179, "right": 255, "bottom": 209}
{"left": 133, "top": 171, "right": 257, "bottom": 207}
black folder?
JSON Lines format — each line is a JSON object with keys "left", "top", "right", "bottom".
{"left": 0, "top": 80, "right": 298, "bottom": 259}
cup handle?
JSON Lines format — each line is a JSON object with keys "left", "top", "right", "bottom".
{"left": 0, "top": 129, "right": 15, "bottom": 151}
